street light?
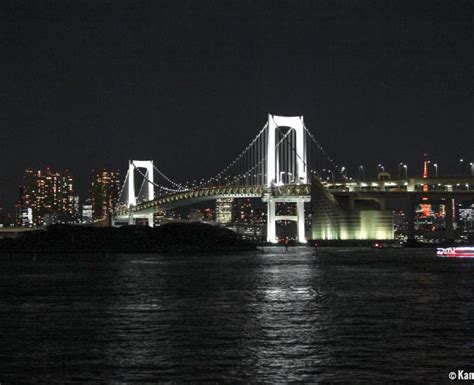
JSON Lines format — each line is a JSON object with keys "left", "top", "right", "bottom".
{"left": 341, "top": 166, "right": 347, "bottom": 179}
{"left": 398, "top": 162, "right": 404, "bottom": 178}
{"left": 470, "top": 162, "right": 474, "bottom": 177}
{"left": 433, "top": 163, "right": 438, "bottom": 177}
{"left": 328, "top": 169, "right": 335, "bottom": 182}
{"left": 377, "top": 164, "right": 385, "bottom": 173}
{"left": 403, "top": 164, "right": 408, "bottom": 178}
{"left": 359, "top": 165, "right": 364, "bottom": 181}
{"left": 459, "top": 158, "right": 464, "bottom": 175}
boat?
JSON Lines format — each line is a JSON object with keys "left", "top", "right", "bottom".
{"left": 372, "top": 242, "right": 403, "bottom": 249}
{"left": 436, "top": 247, "right": 474, "bottom": 258}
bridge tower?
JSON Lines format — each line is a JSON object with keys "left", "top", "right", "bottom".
{"left": 264, "top": 114, "right": 308, "bottom": 243}
{"left": 127, "top": 160, "right": 155, "bottom": 227}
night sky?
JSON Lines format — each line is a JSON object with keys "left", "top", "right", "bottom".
{"left": 1, "top": 0, "right": 472, "bottom": 209}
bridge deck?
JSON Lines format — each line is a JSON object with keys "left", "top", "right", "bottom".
{"left": 115, "top": 178, "right": 474, "bottom": 218}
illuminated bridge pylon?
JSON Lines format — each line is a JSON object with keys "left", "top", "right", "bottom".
{"left": 264, "top": 114, "right": 308, "bottom": 243}
{"left": 116, "top": 159, "right": 189, "bottom": 227}
{"left": 127, "top": 160, "right": 154, "bottom": 208}
{"left": 122, "top": 160, "right": 155, "bottom": 226}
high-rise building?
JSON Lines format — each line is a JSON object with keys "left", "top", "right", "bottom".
{"left": 216, "top": 198, "right": 233, "bottom": 223}
{"left": 459, "top": 204, "right": 474, "bottom": 233}
{"left": 17, "top": 167, "right": 77, "bottom": 226}
{"left": 233, "top": 198, "right": 253, "bottom": 223}
{"left": 91, "top": 170, "right": 121, "bottom": 220}
{"left": 81, "top": 199, "right": 93, "bottom": 224}
{"left": 20, "top": 207, "right": 33, "bottom": 227}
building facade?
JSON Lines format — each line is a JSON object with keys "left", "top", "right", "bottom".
{"left": 215, "top": 198, "right": 233, "bottom": 224}
{"left": 81, "top": 199, "right": 93, "bottom": 224}
{"left": 17, "top": 168, "right": 77, "bottom": 226}
{"left": 91, "top": 170, "right": 121, "bottom": 220}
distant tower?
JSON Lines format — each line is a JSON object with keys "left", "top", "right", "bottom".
{"left": 421, "top": 153, "right": 431, "bottom": 217}
{"left": 423, "top": 153, "right": 429, "bottom": 179}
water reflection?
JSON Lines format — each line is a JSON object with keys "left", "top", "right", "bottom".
{"left": 1, "top": 248, "right": 474, "bottom": 382}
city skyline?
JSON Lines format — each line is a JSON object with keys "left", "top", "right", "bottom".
{"left": 1, "top": 1, "right": 472, "bottom": 209}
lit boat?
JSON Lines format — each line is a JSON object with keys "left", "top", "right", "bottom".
{"left": 436, "top": 247, "right": 474, "bottom": 258}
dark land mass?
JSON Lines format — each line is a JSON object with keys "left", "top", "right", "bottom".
{"left": 0, "top": 223, "right": 257, "bottom": 254}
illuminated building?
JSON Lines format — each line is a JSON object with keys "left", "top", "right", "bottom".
{"left": 81, "top": 199, "right": 93, "bottom": 224}
{"left": 459, "top": 204, "right": 474, "bottom": 233}
{"left": 17, "top": 167, "right": 77, "bottom": 226}
{"left": 20, "top": 207, "right": 33, "bottom": 227}
{"left": 229, "top": 198, "right": 267, "bottom": 226}
{"left": 233, "top": 198, "right": 253, "bottom": 223}
{"left": 91, "top": 170, "right": 121, "bottom": 220}
{"left": 215, "top": 198, "right": 233, "bottom": 224}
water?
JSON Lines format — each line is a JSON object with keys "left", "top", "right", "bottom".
{"left": 1, "top": 247, "right": 473, "bottom": 383}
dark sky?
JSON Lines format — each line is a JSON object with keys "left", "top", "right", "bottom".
{"left": 1, "top": 0, "right": 472, "bottom": 208}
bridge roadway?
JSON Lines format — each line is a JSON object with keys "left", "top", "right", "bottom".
{"left": 115, "top": 184, "right": 312, "bottom": 216}
{"left": 115, "top": 175, "right": 474, "bottom": 218}
{"left": 326, "top": 176, "right": 474, "bottom": 189}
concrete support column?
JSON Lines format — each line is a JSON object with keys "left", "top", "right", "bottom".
{"left": 128, "top": 212, "right": 134, "bottom": 226}
{"left": 267, "top": 199, "right": 277, "bottom": 243}
{"left": 349, "top": 195, "right": 355, "bottom": 210}
{"left": 147, "top": 213, "right": 154, "bottom": 228}
{"left": 379, "top": 198, "right": 386, "bottom": 211}
{"left": 297, "top": 200, "right": 306, "bottom": 243}
{"left": 406, "top": 195, "right": 416, "bottom": 244}
{"left": 267, "top": 115, "right": 276, "bottom": 186}
{"left": 445, "top": 198, "right": 454, "bottom": 242}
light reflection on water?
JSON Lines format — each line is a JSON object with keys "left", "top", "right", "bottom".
{"left": 1, "top": 247, "right": 474, "bottom": 382}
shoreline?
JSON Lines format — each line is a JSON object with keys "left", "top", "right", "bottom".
{"left": 0, "top": 223, "right": 257, "bottom": 254}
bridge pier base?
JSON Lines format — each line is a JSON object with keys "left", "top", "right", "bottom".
{"left": 147, "top": 213, "right": 154, "bottom": 228}
{"left": 127, "top": 212, "right": 154, "bottom": 227}
{"left": 266, "top": 198, "right": 306, "bottom": 244}
{"left": 297, "top": 199, "right": 306, "bottom": 243}
{"left": 267, "top": 199, "right": 277, "bottom": 243}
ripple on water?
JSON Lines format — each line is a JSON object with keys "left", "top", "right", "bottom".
{"left": 1, "top": 247, "right": 473, "bottom": 382}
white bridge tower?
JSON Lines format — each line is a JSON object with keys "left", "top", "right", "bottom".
{"left": 264, "top": 114, "right": 308, "bottom": 243}
{"left": 127, "top": 160, "right": 155, "bottom": 227}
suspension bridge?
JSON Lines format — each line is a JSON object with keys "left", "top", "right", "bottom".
{"left": 112, "top": 113, "right": 474, "bottom": 243}
{"left": 113, "top": 114, "right": 345, "bottom": 243}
